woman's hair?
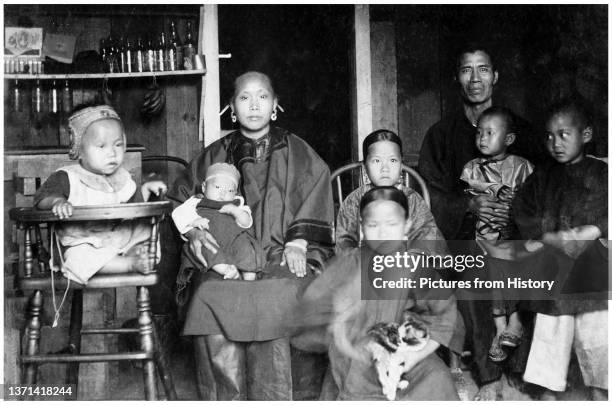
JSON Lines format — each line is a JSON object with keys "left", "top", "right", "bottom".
{"left": 362, "top": 129, "right": 403, "bottom": 161}
{"left": 231, "top": 71, "right": 276, "bottom": 103}
{"left": 359, "top": 186, "right": 409, "bottom": 219}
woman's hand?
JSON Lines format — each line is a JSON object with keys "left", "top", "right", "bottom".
{"left": 51, "top": 199, "right": 73, "bottom": 219}
{"left": 468, "top": 195, "right": 510, "bottom": 229}
{"left": 141, "top": 181, "right": 168, "bottom": 201}
{"left": 281, "top": 244, "right": 307, "bottom": 277}
{"left": 184, "top": 227, "right": 219, "bottom": 267}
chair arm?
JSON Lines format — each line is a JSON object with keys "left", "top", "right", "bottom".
{"left": 9, "top": 201, "right": 172, "bottom": 224}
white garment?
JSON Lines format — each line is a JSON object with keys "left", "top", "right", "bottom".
{"left": 54, "top": 165, "right": 151, "bottom": 284}
{"left": 172, "top": 195, "right": 253, "bottom": 235}
{"left": 523, "top": 310, "right": 608, "bottom": 391}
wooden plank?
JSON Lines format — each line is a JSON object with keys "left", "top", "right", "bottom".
{"left": 201, "top": 4, "right": 221, "bottom": 146}
{"left": 352, "top": 5, "right": 372, "bottom": 161}
{"left": 395, "top": 13, "right": 442, "bottom": 159}
{"left": 371, "top": 21, "right": 398, "bottom": 134}
{"left": 4, "top": 70, "right": 206, "bottom": 80}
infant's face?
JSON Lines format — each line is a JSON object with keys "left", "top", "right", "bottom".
{"left": 204, "top": 176, "right": 237, "bottom": 201}
{"left": 476, "top": 115, "right": 509, "bottom": 158}
{"left": 80, "top": 119, "right": 125, "bottom": 176}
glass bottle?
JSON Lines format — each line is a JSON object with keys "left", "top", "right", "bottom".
{"left": 135, "top": 37, "right": 145, "bottom": 73}
{"left": 62, "top": 80, "right": 72, "bottom": 113}
{"left": 99, "top": 37, "right": 108, "bottom": 67}
{"left": 169, "top": 20, "right": 182, "bottom": 70}
{"left": 49, "top": 80, "right": 60, "bottom": 114}
{"left": 12, "top": 80, "right": 22, "bottom": 112}
{"left": 157, "top": 32, "right": 166, "bottom": 72}
{"left": 32, "top": 79, "right": 45, "bottom": 114}
{"left": 183, "top": 20, "right": 196, "bottom": 70}
{"left": 125, "top": 37, "right": 133, "bottom": 73}
{"left": 146, "top": 37, "right": 156, "bottom": 72}
{"left": 118, "top": 36, "right": 127, "bottom": 73}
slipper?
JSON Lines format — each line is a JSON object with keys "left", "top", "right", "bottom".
{"left": 488, "top": 335, "right": 508, "bottom": 362}
{"left": 499, "top": 331, "right": 523, "bottom": 348}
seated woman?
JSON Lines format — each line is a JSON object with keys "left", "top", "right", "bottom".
{"left": 335, "top": 130, "right": 443, "bottom": 254}
{"left": 167, "top": 71, "right": 334, "bottom": 400}
{"left": 299, "top": 187, "right": 461, "bottom": 400}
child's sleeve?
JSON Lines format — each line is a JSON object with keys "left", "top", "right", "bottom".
{"left": 33, "top": 171, "right": 70, "bottom": 207}
{"left": 235, "top": 196, "right": 253, "bottom": 229}
{"left": 171, "top": 197, "right": 203, "bottom": 234}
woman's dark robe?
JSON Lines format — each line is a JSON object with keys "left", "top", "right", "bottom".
{"left": 168, "top": 127, "right": 335, "bottom": 341}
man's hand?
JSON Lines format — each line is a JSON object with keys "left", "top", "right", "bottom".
{"left": 141, "top": 180, "right": 168, "bottom": 201}
{"left": 281, "top": 245, "right": 307, "bottom": 277}
{"left": 468, "top": 195, "right": 511, "bottom": 229}
{"left": 51, "top": 199, "right": 73, "bottom": 219}
{"left": 184, "top": 227, "right": 219, "bottom": 267}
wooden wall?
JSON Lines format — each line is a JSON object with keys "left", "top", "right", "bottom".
{"left": 4, "top": 5, "right": 202, "bottom": 164}
{"left": 390, "top": 4, "right": 608, "bottom": 160}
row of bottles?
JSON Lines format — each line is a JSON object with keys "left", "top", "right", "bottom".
{"left": 10, "top": 79, "right": 72, "bottom": 115}
{"left": 100, "top": 20, "right": 197, "bottom": 73}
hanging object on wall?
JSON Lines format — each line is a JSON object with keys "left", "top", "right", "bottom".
{"left": 140, "top": 76, "right": 165, "bottom": 118}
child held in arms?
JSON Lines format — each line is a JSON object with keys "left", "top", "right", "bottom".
{"left": 172, "top": 162, "right": 263, "bottom": 281}
{"left": 460, "top": 106, "right": 534, "bottom": 362}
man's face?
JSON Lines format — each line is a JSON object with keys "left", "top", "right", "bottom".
{"left": 457, "top": 51, "right": 498, "bottom": 105}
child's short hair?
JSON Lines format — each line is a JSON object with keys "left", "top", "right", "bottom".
{"left": 67, "top": 104, "right": 123, "bottom": 160}
{"left": 359, "top": 186, "right": 409, "bottom": 219}
{"left": 479, "top": 106, "right": 516, "bottom": 134}
{"left": 362, "top": 129, "right": 403, "bottom": 161}
{"left": 547, "top": 97, "right": 592, "bottom": 131}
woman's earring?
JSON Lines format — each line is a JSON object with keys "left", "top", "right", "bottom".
{"left": 271, "top": 110, "right": 277, "bottom": 121}
{"left": 231, "top": 111, "right": 237, "bottom": 123}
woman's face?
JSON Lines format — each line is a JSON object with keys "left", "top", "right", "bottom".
{"left": 231, "top": 77, "right": 277, "bottom": 139}
{"left": 364, "top": 141, "right": 402, "bottom": 186}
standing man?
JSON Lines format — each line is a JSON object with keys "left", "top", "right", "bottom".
{"left": 418, "top": 44, "right": 546, "bottom": 400}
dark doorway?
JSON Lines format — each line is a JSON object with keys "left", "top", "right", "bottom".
{"left": 218, "top": 5, "right": 353, "bottom": 170}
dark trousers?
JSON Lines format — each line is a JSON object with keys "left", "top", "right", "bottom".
{"left": 193, "top": 335, "right": 292, "bottom": 400}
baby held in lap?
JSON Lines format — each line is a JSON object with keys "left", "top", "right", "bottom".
{"left": 172, "top": 163, "right": 262, "bottom": 280}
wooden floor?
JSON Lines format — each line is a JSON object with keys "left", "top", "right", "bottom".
{"left": 108, "top": 338, "right": 596, "bottom": 401}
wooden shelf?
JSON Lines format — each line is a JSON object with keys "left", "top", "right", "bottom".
{"left": 4, "top": 69, "right": 206, "bottom": 80}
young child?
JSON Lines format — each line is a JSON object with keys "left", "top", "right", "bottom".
{"left": 460, "top": 106, "right": 533, "bottom": 362}
{"left": 299, "top": 186, "right": 460, "bottom": 400}
{"left": 460, "top": 106, "right": 534, "bottom": 241}
{"left": 34, "top": 104, "right": 167, "bottom": 284}
{"left": 514, "top": 99, "right": 608, "bottom": 400}
{"left": 171, "top": 162, "right": 262, "bottom": 281}
{"left": 335, "top": 130, "right": 443, "bottom": 254}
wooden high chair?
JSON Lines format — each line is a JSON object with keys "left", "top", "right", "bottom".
{"left": 9, "top": 202, "right": 177, "bottom": 400}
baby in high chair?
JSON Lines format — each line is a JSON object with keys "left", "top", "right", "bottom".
{"left": 34, "top": 104, "right": 167, "bottom": 284}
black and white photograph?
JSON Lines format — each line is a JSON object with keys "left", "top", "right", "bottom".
{"left": 2, "top": 3, "right": 609, "bottom": 401}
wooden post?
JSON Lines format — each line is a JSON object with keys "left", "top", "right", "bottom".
{"left": 200, "top": 4, "right": 221, "bottom": 147}
{"left": 371, "top": 21, "right": 398, "bottom": 134}
{"left": 351, "top": 5, "right": 373, "bottom": 161}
